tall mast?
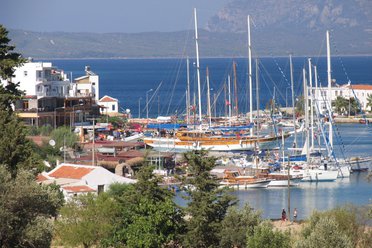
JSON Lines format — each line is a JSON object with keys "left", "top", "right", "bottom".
{"left": 186, "top": 57, "right": 190, "bottom": 124}
{"left": 308, "top": 58, "right": 314, "bottom": 150}
{"left": 224, "top": 82, "right": 227, "bottom": 118}
{"left": 194, "top": 8, "right": 202, "bottom": 128}
{"left": 206, "top": 67, "right": 212, "bottom": 127}
{"left": 314, "top": 65, "right": 321, "bottom": 152}
{"left": 326, "top": 30, "right": 333, "bottom": 148}
{"left": 248, "top": 15, "right": 253, "bottom": 136}
{"left": 303, "top": 68, "right": 310, "bottom": 163}
{"left": 228, "top": 75, "right": 232, "bottom": 126}
{"left": 233, "top": 61, "right": 239, "bottom": 116}
{"left": 290, "top": 54, "right": 297, "bottom": 147}
{"left": 255, "top": 58, "right": 260, "bottom": 137}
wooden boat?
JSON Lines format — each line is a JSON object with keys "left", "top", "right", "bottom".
{"left": 254, "top": 168, "right": 303, "bottom": 187}
{"left": 144, "top": 129, "right": 290, "bottom": 152}
{"left": 220, "top": 170, "right": 271, "bottom": 189}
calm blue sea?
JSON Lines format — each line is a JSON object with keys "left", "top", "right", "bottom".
{"left": 48, "top": 56, "right": 372, "bottom": 118}
{"left": 45, "top": 57, "right": 372, "bottom": 219}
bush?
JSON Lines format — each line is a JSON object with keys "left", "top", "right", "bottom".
{"left": 247, "top": 221, "right": 291, "bottom": 248}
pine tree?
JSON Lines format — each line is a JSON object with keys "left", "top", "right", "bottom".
{"left": 182, "top": 150, "right": 237, "bottom": 247}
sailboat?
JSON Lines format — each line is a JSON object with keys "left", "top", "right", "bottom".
{"left": 144, "top": 10, "right": 291, "bottom": 152}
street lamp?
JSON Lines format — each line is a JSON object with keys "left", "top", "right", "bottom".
{"left": 138, "top": 97, "right": 142, "bottom": 118}
{"left": 146, "top": 89, "right": 153, "bottom": 119}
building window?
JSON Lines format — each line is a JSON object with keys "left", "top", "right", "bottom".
{"left": 112, "top": 104, "right": 116, "bottom": 111}
{"left": 38, "top": 71, "right": 42, "bottom": 78}
{"left": 24, "top": 71, "right": 28, "bottom": 76}
{"left": 98, "top": 185, "right": 104, "bottom": 194}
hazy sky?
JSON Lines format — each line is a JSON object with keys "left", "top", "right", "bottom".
{"left": 0, "top": 0, "right": 230, "bottom": 33}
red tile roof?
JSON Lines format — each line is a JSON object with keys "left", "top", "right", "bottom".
{"left": 36, "top": 173, "right": 49, "bottom": 182}
{"left": 348, "top": 85, "right": 372, "bottom": 90}
{"left": 99, "top": 96, "right": 118, "bottom": 102}
{"left": 62, "top": 185, "right": 96, "bottom": 193}
{"left": 49, "top": 165, "right": 94, "bottom": 179}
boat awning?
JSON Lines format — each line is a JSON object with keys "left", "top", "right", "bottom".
{"left": 147, "top": 123, "right": 187, "bottom": 130}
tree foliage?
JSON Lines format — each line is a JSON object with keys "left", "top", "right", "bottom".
{"left": 247, "top": 221, "right": 291, "bottom": 248}
{"left": 104, "top": 165, "right": 185, "bottom": 247}
{"left": 299, "top": 207, "right": 363, "bottom": 247}
{"left": 56, "top": 193, "right": 118, "bottom": 248}
{"left": 219, "top": 204, "right": 262, "bottom": 248}
{"left": 0, "top": 107, "right": 44, "bottom": 177}
{"left": 50, "top": 126, "right": 79, "bottom": 150}
{"left": 0, "top": 167, "right": 63, "bottom": 247}
{"left": 181, "top": 150, "right": 237, "bottom": 247}
{"left": 295, "top": 216, "right": 353, "bottom": 248}
{"left": 366, "top": 93, "right": 372, "bottom": 112}
{"left": 0, "top": 25, "right": 26, "bottom": 111}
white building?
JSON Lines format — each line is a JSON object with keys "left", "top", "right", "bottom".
{"left": 37, "top": 163, "right": 136, "bottom": 200}
{"left": 1, "top": 59, "right": 101, "bottom": 127}
{"left": 98, "top": 95, "right": 119, "bottom": 115}
{"left": 73, "top": 66, "right": 100, "bottom": 102}
{"left": 314, "top": 83, "right": 372, "bottom": 114}
{"left": 6, "top": 61, "right": 72, "bottom": 98}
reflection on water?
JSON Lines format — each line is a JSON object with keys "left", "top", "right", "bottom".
{"left": 174, "top": 124, "right": 372, "bottom": 220}
{"left": 232, "top": 173, "right": 371, "bottom": 220}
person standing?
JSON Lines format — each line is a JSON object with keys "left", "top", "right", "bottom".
{"left": 293, "top": 208, "right": 298, "bottom": 222}
{"left": 281, "top": 209, "right": 287, "bottom": 222}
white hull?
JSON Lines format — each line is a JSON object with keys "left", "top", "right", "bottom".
{"left": 220, "top": 180, "right": 271, "bottom": 189}
{"left": 268, "top": 178, "right": 301, "bottom": 187}
{"left": 300, "top": 169, "right": 338, "bottom": 182}
{"left": 144, "top": 137, "right": 278, "bottom": 152}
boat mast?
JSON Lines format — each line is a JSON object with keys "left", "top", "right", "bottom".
{"left": 186, "top": 57, "right": 191, "bottom": 124}
{"left": 326, "top": 30, "right": 333, "bottom": 148}
{"left": 303, "top": 68, "right": 310, "bottom": 163}
{"left": 290, "top": 54, "right": 297, "bottom": 147}
{"left": 248, "top": 15, "right": 253, "bottom": 136}
{"left": 233, "top": 61, "right": 239, "bottom": 117}
{"left": 314, "top": 65, "right": 321, "bottom": 152}
{"left": 228, "top": 75, "right": 232, "bottom": 126}
{"left": 206, "top": 67, "right": 212, "bottom": 127}
{"left": 308, "top": 58, "right": 314, "bottom": 150}
{"left": 255, "top": 58, "right": 260, "bottom": 137}
{"left": 194, "top": 8, "right": 202, "bottom": 129}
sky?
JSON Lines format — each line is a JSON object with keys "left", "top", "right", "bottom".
{"left": 0, "top": 0, "right": 230, "bottom": 33}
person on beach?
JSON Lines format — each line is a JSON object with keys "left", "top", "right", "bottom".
{"left": 281, "top": 209, "right": 287, "bottom": 222}
{"left": 293, "top": 208, "right": 298, "bottom": 222}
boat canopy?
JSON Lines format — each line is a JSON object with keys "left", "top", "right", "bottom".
{"left": 147, "top": 123, "right": 187, "bottom": 130}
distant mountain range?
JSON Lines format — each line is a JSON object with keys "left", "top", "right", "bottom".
{"left": 8, "top": 0, "right": 372, "bottom": 59}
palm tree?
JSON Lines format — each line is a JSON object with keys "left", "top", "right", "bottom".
{"left": 367, "top": 94, "right": 372, "bottom": 112}
{"left": 332, "top": 96, "right": 348, "bottom": 115}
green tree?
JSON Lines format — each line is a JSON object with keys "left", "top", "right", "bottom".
{"left": 105, "top": 165, "right": 185, "bottom": 247}
{"left": 50, "top": 126, "right": 79, "bottom": 151}
{"left": 219, "top": 204, "right": 262, "bottom": 248}
{"left": 295, "top": 217, "right": 352, "bottom": 248}
{"left": 332, "top": 96, "right": 348, "bottom": 115}
{"left": 181, "top": 150, "right": 237, "bottom": 248}
{"left": 0, "top": 167, "right": 63, "bottom": 247}
{"left": 0, "top": 25, "right": 26, "bottom": 111}
{"left": 0, "top": 109, "right": 44, "bottom": 177}
{"left": 56, "top": 193, "right": 118, "bottom": 248}
{"left": 299, "top": 207, "right": 362, "bottom": 247}
{"left": 247, "top": 221, "right": 291, "bottom": 248}
{"left": 367, "top": 94, "right": 372, "bottom": 112}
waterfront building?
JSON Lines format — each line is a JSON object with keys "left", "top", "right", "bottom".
{"left": 2, "top": 59, "right": 101, "bottom": 127}
{"left": 313, "top": 82, "right": 372, "bottom": 114}
{"left": 37, "top": 163, "right": 136, "bottom": 200}
{"left": 98, "top": 95, "right": 119, "bottom": 116}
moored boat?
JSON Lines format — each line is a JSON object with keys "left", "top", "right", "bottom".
{"left": 219, "top": 170, "right": 271, "bottom": 189}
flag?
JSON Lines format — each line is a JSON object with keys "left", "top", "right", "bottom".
{"left": 225, "top": 100, "right": 231, "bottom": 106}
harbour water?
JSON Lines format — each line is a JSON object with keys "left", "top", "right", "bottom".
{"left": 49, "top": 56, "right": 372, "bottom": 118}
{"left": 47, "top": 57, "right": 372, "bottom": 219}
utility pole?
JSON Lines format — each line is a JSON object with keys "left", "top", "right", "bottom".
{"left": 87, "top": 117, "right": 96, "bottom": 166}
